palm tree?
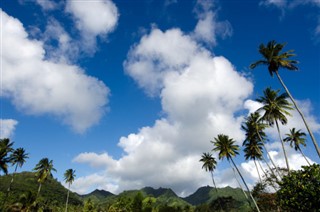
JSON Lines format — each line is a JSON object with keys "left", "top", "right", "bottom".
{"left": 0, "top": 138, "right": 14, "bottom": 175}
{"left": 200, "top": 153, "right": 223, "bottom": 211}
{"left": 243, "top": 139, "right": 263, "bottom": 183}
{"left": 64, "top": 169, "right": 76, "bottom": 212}
{"left": 242, "top": 112, "right": 282, "bottom": 179}
{"left": 33, "top": 158, "right": 57, "bottom": 197}
{"left": 250, "top": 40, "right": 320, "bottom": 158}
{"left": 8, "top": 148, "right": 29, "bottom": 192}
{"left": 257, "top": 88, "right": 293, "bottom": 171}
{"left": 212, "top": 134, "right": 260, "bottom": 212}
{"left": 284, "top": 128, "right": 311, "bottom": 165}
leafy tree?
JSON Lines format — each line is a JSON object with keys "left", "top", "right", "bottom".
{"left": 257, "top": 88, "right": 292, "bottom": 171}
{"left": 8, "top": 148, "right": 29, "bottom": 192}
{"left": 33, "top": 158, "right": 57, "bottom": 197}
{"left": 212, "top": 134, "right": 260, "bottom": 212}
{"left": 0, "top": 138, "right": 14, "bottom": 175}
{"left": 252, "top": 183, "right": 278, "bottom": 212}
{"left": 132, "top": 192, "right": 143, "bottom": 212}
{"left": 250, "top": 40, "right": 320, "bottom": 158}
{"left": 64, "top": 168, "right": 76, "bottom": 212}
{"left": 83, "top": 198, "right": 97, "bottom": 212}
{"left": 277, "top": 164, "right": 320, "bottom": 211}
{"left": 283, "top": 128, "right": 311, "bottom": 165}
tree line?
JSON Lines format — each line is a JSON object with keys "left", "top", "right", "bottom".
{"left": 200, "top": 40, "right": 320, "bottom": 211}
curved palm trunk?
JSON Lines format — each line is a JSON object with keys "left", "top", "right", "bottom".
{"left": 275, "top": 120, "right": 290, "bottom": 171}
{"left": 210, "top": 171, "right": 223, "bottom": 212}
{"left": 257, "top": 132, "right": 283, "bottom": 178}
{"left": 298, "top": 147, "right": 311, "bottom": 166}
{"left": 254, "top": 159, "right": 262, "bottom": 184}
{"left": 65, "top": 183, "right": 70, "bottom": 212}
{"left": 230, "top": 158, "right": 261, "bottom": 212}
{"left": 275, "top": 71, "right": 320, "bottom": 158}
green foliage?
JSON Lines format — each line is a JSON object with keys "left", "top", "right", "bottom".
{"left": 0, "top": 171, "right": 82, "bottom": 210}
{"left": 277, "top": 164, "right": 320, "bottom": 211}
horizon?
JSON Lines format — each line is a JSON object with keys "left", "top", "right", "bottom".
{"left": 1, "top": 0, "right": 320, "bottom": 197}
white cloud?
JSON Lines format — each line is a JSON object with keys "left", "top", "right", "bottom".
{"left": 1, "top": 10, "right": 109, "bottom": 133}
{"left": 0, "top": 119, "right": 18, "bottom": 139}
{"left": 35, "top": 0, "right": 58, "bottom": 11}
{"left": 193, "top": 0, "right": 232, "bottom": 45}
{"left": 74, "top": 22, "right": 253, "bottom": 195}
{"left": 66, "top": 0, "right": 119, "bottom": 53}
{"left": 42, "top": 18, "right": 79, "bottom": 63}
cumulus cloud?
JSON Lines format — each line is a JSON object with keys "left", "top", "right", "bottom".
{"left": 66, "top": 0, "right": 119, "bottom": 53}
{"left": 74, "top": 22, "right": 253, "bottom": 195}
{"left": 193, "top": 0, "right": 232, "bottom": 45}
{"left": 0, "top": 119, "right": 18, "bottom": 139}
{"left": 1, "top": 10, "right": 109, "bottom": 133}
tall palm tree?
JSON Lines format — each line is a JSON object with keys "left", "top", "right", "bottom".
{"left": 8, "top": 148, "right": 29, "bottom": 192}
{"left": 243, "top": 139, "right": 263, "bottom": 183}
{"left": 212, "top": 134, "right": 260, "bottom": 212}
{"left": 242, "top": 112, "right": 282, "bottom": 179}
{"left": 64, "top": 169, "right": 76, "bottom": 212}
{"left": 33, "top": 158, "right": 57, "bottom": 197}
{"left": 250, "top": 40, "right": 320, "bottom": 158}
{"left": 284, "top": 128, "right": 311, "bottom": 165}
{"left": 257, "top": 88, "right": 293, "bottom": 171}
{"left": 0, "top": 138, "right": 14, "bottom": 175}
{"left": 199, "top": 153, "right": 223, "bottom": 211}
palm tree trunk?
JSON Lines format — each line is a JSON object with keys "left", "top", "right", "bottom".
{"left": 257, "top": 160, "right": 278, "bottom": 192}
{"left": 210, "top": 171, "right": 223, "bottom": 212}
{"left": 254, "top": 159, "right": 262, "bottom": 184}
{"left": 275, "top": 71, "right": 320, "bottom": 158}
{"left": 298, "top": 147, "right": 311, "bottom": 166}
{"left": 8, "top": 165, "right": 18, "bottom": 193}
{"left": 65, "top": 184, "right": 70, "bottom": 212}
{"left": 275, "top": 120, "right": 290, "bottom": 171}
{"left": 257, "top": 131, "right": 283, "bottom": 178}
{"left": 37, "top": 183, "right": 42, "bottom": 198}
{"left": 230, "top": 158, "right": 261, "bottom": 212}
{"left": 231, "top": 166, "right": 248, "bottom": 200}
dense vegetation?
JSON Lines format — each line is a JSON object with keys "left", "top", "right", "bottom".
{"left": 1, "top": 41, "right": 319, "bottom": 211}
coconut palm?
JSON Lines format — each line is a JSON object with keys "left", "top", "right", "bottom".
{"left": 212, "top": 134, "right": 260, "bottom": 212}
{"left": 64, "top": 168, "right": 76, "bottom": 212}
{"left": 0, "top": 138, "right": 14, "bottom": 175}
{"left": 8, "top": 148, "right": 29, "bottom": 192}
{"left": 250, "top": 40, "right": 320, "bottom": 158}
{"left": 33, "top": 158, "right": 57, "bottom": 197}
{"left": 257, "top": 88, "right": 293, "bottom": 171}
{"left": 243, "top": 139, "right": 263, "bottom": 183}
{"left": 200, "top": 153, "right": 223, "bottom": 211}
{"left": 284, "top": 128, "right": 311, "bottom": 165}
{"left": 242, "top": 112, "right": 282, "bottom": 179}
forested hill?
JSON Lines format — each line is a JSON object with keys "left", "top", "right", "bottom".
{"left": 0, "top": 172, "right": 251, "bottom": 211}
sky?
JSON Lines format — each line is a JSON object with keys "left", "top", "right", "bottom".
{"left": 1, "top": 0, "right": 320, "bottom": 197}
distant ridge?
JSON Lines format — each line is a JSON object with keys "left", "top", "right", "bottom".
{"left": 81, "top": 189, "right": 114, "bottom": 201}
{"left": 142, "top": 186, "right": 177, "bottom": 198}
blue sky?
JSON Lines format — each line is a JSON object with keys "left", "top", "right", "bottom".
{"left": 1, "top": 0, "right": 320, "bottom": 196}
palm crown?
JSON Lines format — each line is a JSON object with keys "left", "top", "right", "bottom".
{"left": 250, "top": 40, "right": 298, "bottom": 76}
{"left": 10, "top": 147, "right": 29, "bottom": 169}
{"left": 257, "top": 88, "right": 292, "bottom": 126}
{"left": 64, "top": 169, "right": 76, "bottom": 185}
{"left": 284, "top": 128, "right": 307, "bottom": 151}
{"left": 212, "top": 134, "right": 239, "bottom": 160}
{"left": 200, "top": 152, "right": 217, "bottom": 172}
{"left": 33, "top": 158, "right": 57, "bottom": 183}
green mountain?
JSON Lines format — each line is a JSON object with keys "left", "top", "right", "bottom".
{"left": 183, "top": 185, "right": 249, "bottom": 205}
{"left": 0, "top": 172, "right": 253, "bottom": 211}
{"left": 81, "top": 189, "right": 115, "bottom": 202}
